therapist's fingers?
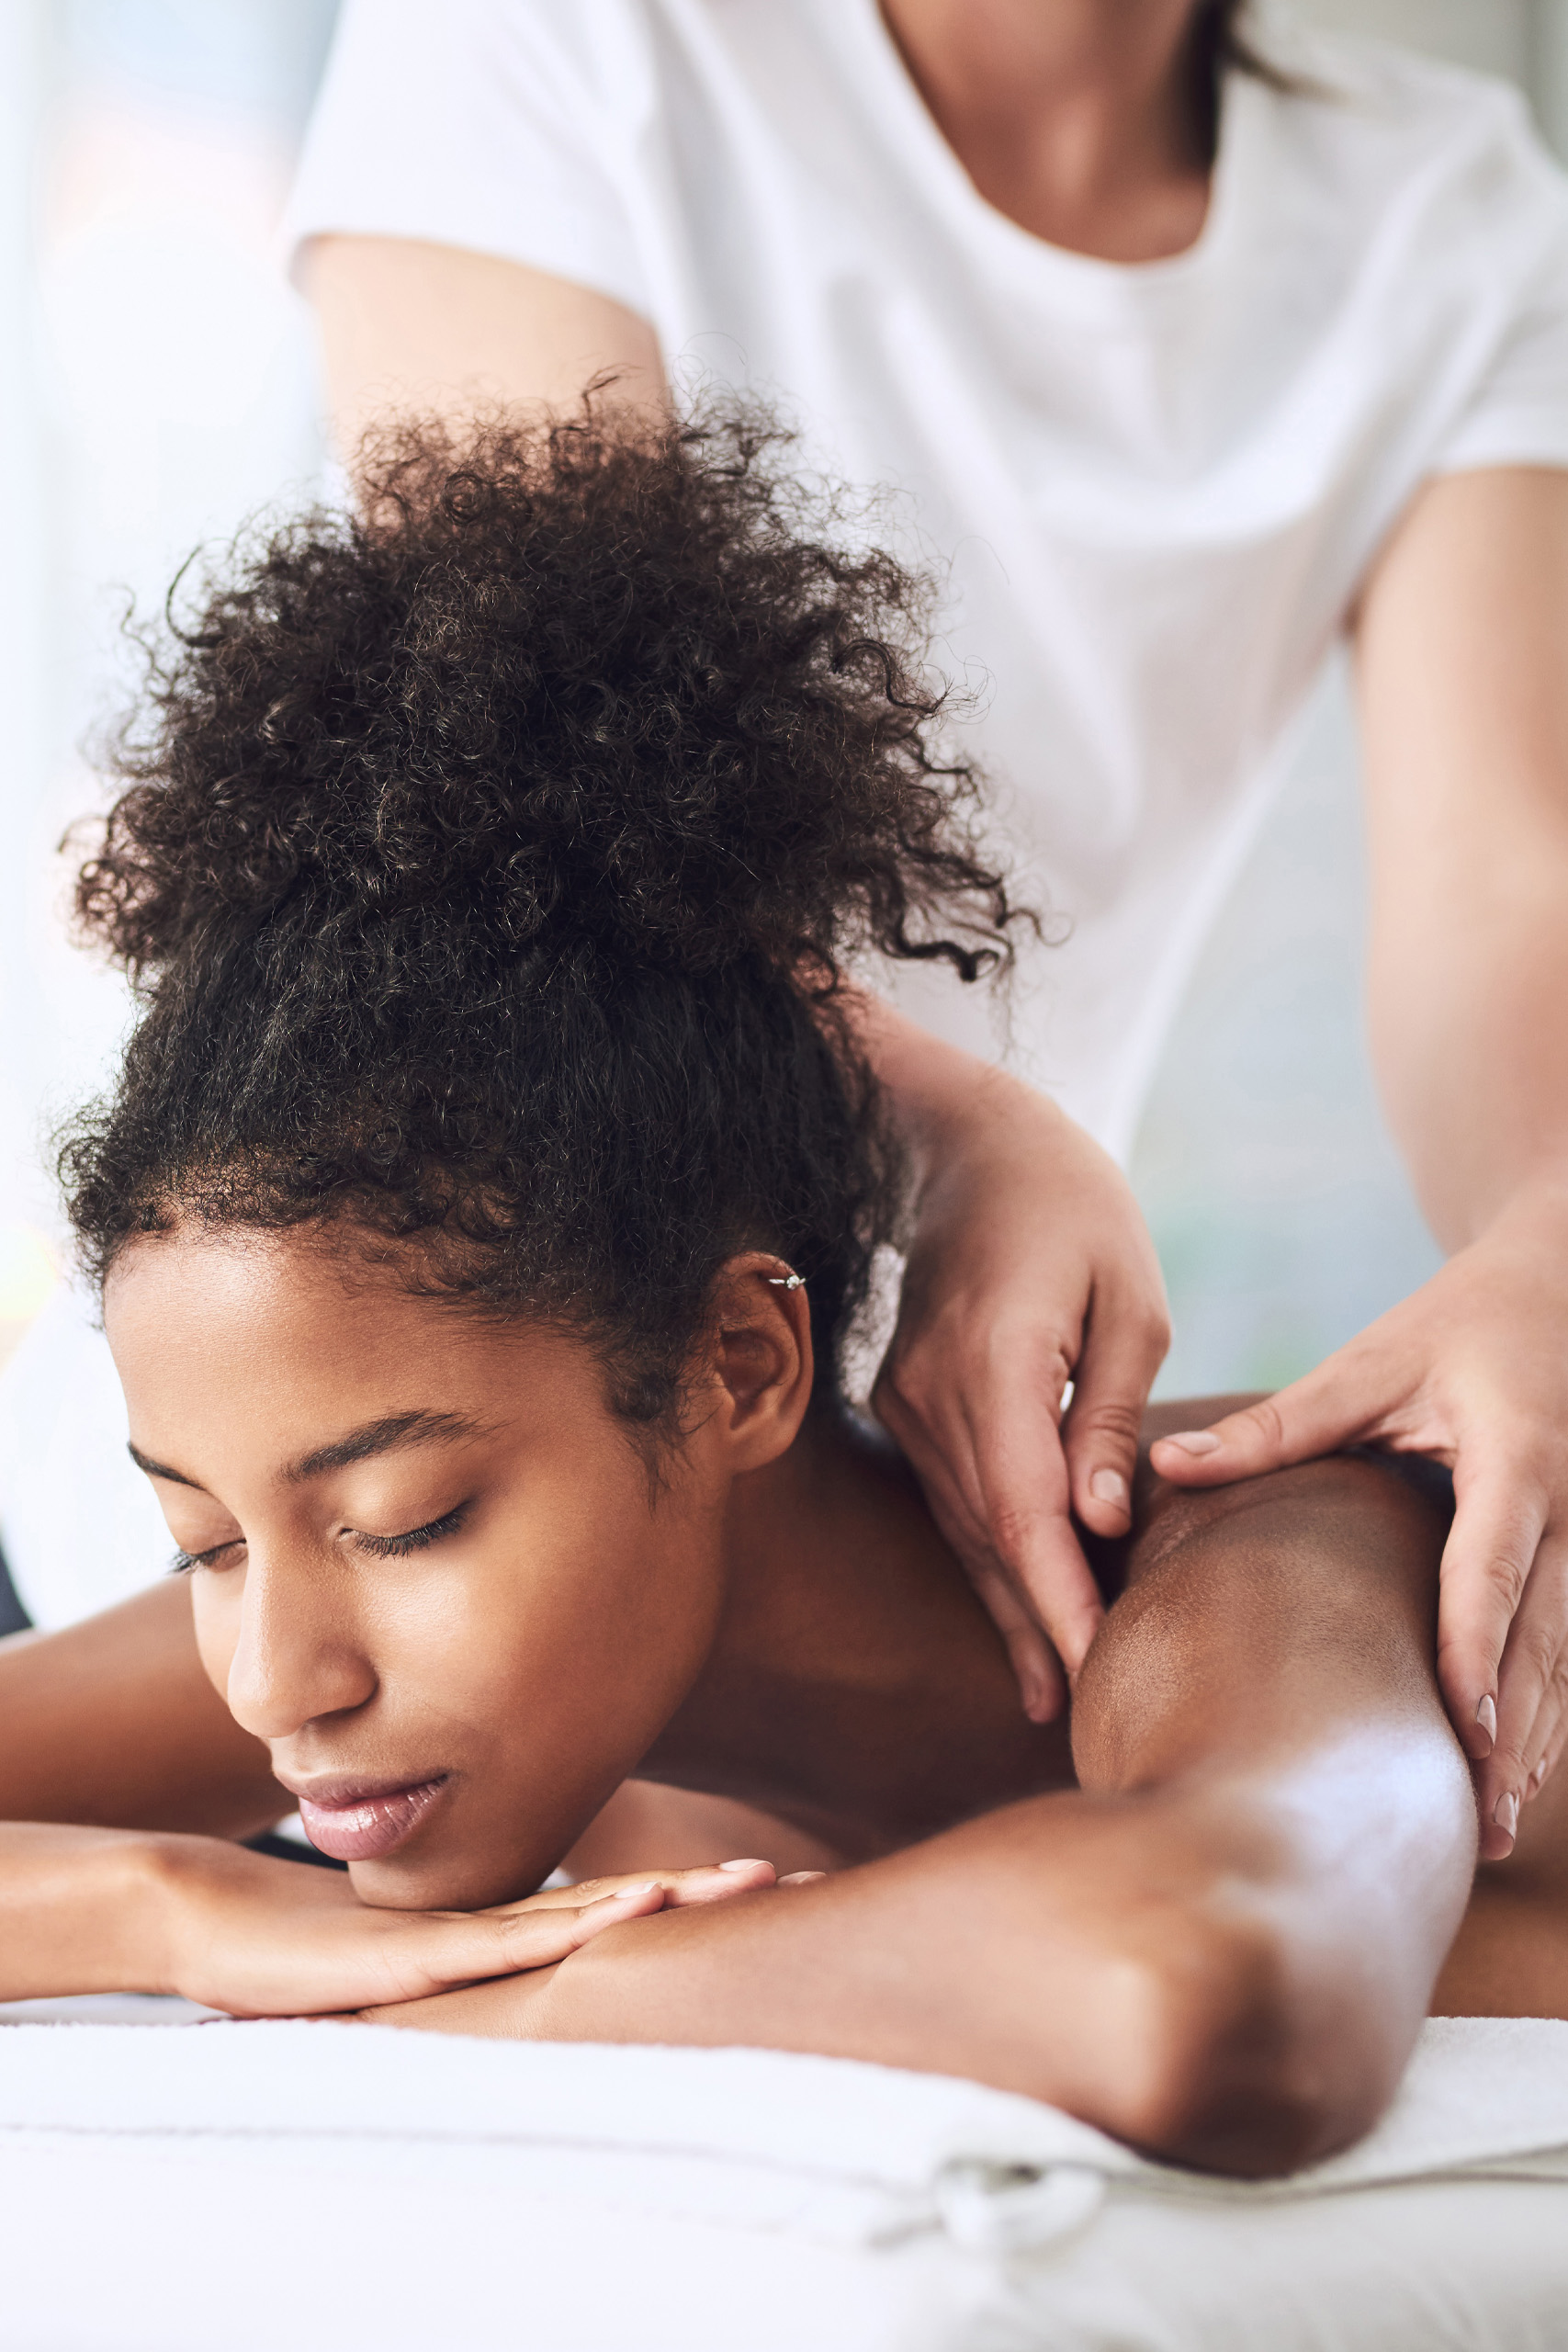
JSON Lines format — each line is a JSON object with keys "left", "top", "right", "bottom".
{"left": 1434, "top": 1470, "right": 1548, "bottom": 1809}
{"left": 1148, "top": 1361, "right": 1357, "bottom": 1489}
{"left": 874, "top": 1351, "right": 1070, "bottom": 1719}
{"left": 1059, "top": 1280, "right": 1168, "bottom": 1538}
{"left": 1464, "top": 1521, "right": 1564, "bottom": 1858}
{"left": 1524, "top": 1654, "right": 1568, "bottom": 1806}
{"left": 874, "top": 1318, "right": 1107, "bottom": 1715}
{"left": 965, "top": 1382, "right": 1108, "bottom": 1687}
{"left": 966, "top": 1557, "right": 1068, "bottom": 1724}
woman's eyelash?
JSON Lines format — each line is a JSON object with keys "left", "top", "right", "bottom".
{"left": 354, "top": 1504, "right": 468, "bottom": 1559}
{"left": 166, "top": 1509, "right": 469, "bottom": 1576}
{"left": 167, "top": 1539, "right": 243, "bottom": 1576}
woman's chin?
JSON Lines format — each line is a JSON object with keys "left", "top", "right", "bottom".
{"left": 345, "top": 1838, "right": 562, "bottom": 1915}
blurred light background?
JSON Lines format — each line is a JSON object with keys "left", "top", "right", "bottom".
{"left": 0, "top": 1, "right": 1563, "bottom": 1394}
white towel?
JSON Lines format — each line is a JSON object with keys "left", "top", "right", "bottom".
{"left": 0, "top": 2013, "right": 1564, "bottom": 2349}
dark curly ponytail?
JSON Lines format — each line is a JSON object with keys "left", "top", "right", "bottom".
{"left": 60, "top": 405, "right": 1025, "bottom": 1425}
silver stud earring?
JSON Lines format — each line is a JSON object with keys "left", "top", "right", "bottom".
{"left": 766, "top": 1272, "right": 806, "bottom": 1290}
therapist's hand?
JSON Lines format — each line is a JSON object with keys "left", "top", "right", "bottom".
{"left": 1150, "top": 1181, "right": 1568, "bottom": 1860}
{"left": 871, "top": 1073, "right": 1170, "bottom": 1722}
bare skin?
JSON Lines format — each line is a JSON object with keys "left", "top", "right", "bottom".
{"left": 1, "top": 1222, "right": 1560, "bottom": 2177}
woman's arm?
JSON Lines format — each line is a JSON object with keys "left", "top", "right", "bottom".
{"left": 358, "top": 1425, "right": 1476, "bottom": 2177}
{"left": 0, "top": 1819, "right": 769, "bottom": 2011}
{"left": 0, "top": 1581, "right": 284, "bottom": 1838}
{"left": 1153, "top": 467, "right": 1568, "bottom": 1850}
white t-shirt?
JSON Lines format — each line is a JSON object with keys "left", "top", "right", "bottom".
{"left": 288, "top": 0, "right": 1568, "bottom": 1159}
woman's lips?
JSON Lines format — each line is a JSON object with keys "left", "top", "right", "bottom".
{"left": 295, "top": 1777, "right": 448, "bottom": 1862}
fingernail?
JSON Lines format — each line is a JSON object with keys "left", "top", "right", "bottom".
{"left": 1162, "top": 1430, "right": 1222, "bottom": 1457}
{"left": 1089, "top": 1468, "right": 1129, "bottom": 1510}
{"left": 779, "top": 1871, "right": 827, "bottom": 1885}
{"left": 1494, "top": 1792, "right": 1519, "bottom": 1840}
{"left": 718, "top": 1858, "right": 769, "bottom": 1871}
{"left": 1475, "top": 1694, "right": 1497, "bottom": 1747}
{"left": 594, "top": 1882, "right": 660, "bottom": 1903}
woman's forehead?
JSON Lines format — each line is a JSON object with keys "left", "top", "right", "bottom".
{"left": 104, "top": 1227, "right": 591, "bottom": 1442}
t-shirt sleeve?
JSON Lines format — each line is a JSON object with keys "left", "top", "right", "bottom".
{"left": 281, "top": 0, "right": 651, "bottom": 319}
{"left": 1433, "top": 111, "right": 1568, "bottom": 477}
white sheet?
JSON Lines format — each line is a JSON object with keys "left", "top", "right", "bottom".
{"left": 0, "top": 2008, "right": 1563, "bottom": 2350}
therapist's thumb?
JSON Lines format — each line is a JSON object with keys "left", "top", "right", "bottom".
{"left": 1061, "top": 1312, "right": 1164, "bottom": 1538}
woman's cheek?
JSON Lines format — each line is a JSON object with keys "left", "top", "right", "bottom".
{"left": 189, "top": 1574, "right": 242, "bottom": 1702}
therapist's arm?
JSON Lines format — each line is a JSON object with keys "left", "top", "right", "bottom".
{"left": 300, "top": 237, "right": 667, "bottom": 453}
{"left": 1154, "top": 466, "right": 1568, "bottom": 1854}
{"left": 300, "top": 233, "right": 1172, "bottom": 1723}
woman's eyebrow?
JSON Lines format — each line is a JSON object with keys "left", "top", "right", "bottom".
{"left": 126, "top": 1411, "right": 489, "bottom": 1495}
{"left": 126, "top": 1442, "right": 203, "bottom": 1490}
{"left": 283, "top": 1409, "right": 490, "bottom": 1484}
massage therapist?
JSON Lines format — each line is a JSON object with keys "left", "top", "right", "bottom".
{"left": 285, "top": 0, "right": 1568, "bottom": 1853}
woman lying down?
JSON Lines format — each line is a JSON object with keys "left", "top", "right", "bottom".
{"left": 1, "top": 413, "right": 1561, "bottom": 2182}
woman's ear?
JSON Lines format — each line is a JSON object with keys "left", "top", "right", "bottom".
{"left": 704, "top": 1252, "right": 816, "bottom": 1471}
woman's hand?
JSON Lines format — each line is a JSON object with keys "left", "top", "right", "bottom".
{"left": 864, "top": 1007, "right": 1169, "bottom": 1722}
{"left": 152, "top": 1842, "right": 781, "bottom": 2017}
{"left": 1150, "top": 1182, "right": 1568, "bottom": 1860}
{"left": 355, "top": 1862, "right": 825, "bottom": 2033}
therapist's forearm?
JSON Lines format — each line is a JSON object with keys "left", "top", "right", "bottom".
{"left": 845, "top": 989, "right": 1060, "bottom": 1183}
{"left": 1357, "top": 467, "right": 1568, "bottom": 1250}
{"left": 1369, "top": 860, "right": 1568, "bottom": 1249}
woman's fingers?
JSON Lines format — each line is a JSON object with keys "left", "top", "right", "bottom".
{"left": 512, "top": 1860, "right": 777, "bottom": 1913}
{"left": 366, "top": 1863, "right": 784, "bottom": 2007}
{"left": 351, "top": 1882, "right": 666, "bottom": 2011}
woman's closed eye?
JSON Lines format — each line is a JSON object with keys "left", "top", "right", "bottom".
{"left": 169, "top": 1538, "right": 244, "bottom": 1576}
{"left": 350, "top": 1503, "right": 469, "bottom": 1560}
{"left": 168, "top": 1505, "right": 469, "bottom": 1575}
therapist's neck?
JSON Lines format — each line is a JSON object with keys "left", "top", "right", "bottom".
{"left": 879, "top": 0, "right": 1213, "bottom": 261}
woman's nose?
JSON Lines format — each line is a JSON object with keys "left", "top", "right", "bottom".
{"left": 220, "top": 1555, "right": 376, "bottom": 1740}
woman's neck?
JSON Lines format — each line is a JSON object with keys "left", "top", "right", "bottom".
{"left": 878, "top": 0, "right": 1213, "bottom": 261}
{"left": 640, "top": 1405, "right": 1072, "bottom": 1858}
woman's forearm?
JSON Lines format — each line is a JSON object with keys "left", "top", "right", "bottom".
{"left": 0, "top": 1584, "right": 284, "bottom": 1839}
{"left": 365, "top": 1783, "right": 1316, "bottom": 2160}
{"left": 0, "top": 1823, "right": 169, "bottom": 2001}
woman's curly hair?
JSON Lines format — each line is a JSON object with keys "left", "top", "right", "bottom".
{"left": 61, "top": 404, "right": 1025, "bottom": 1424}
